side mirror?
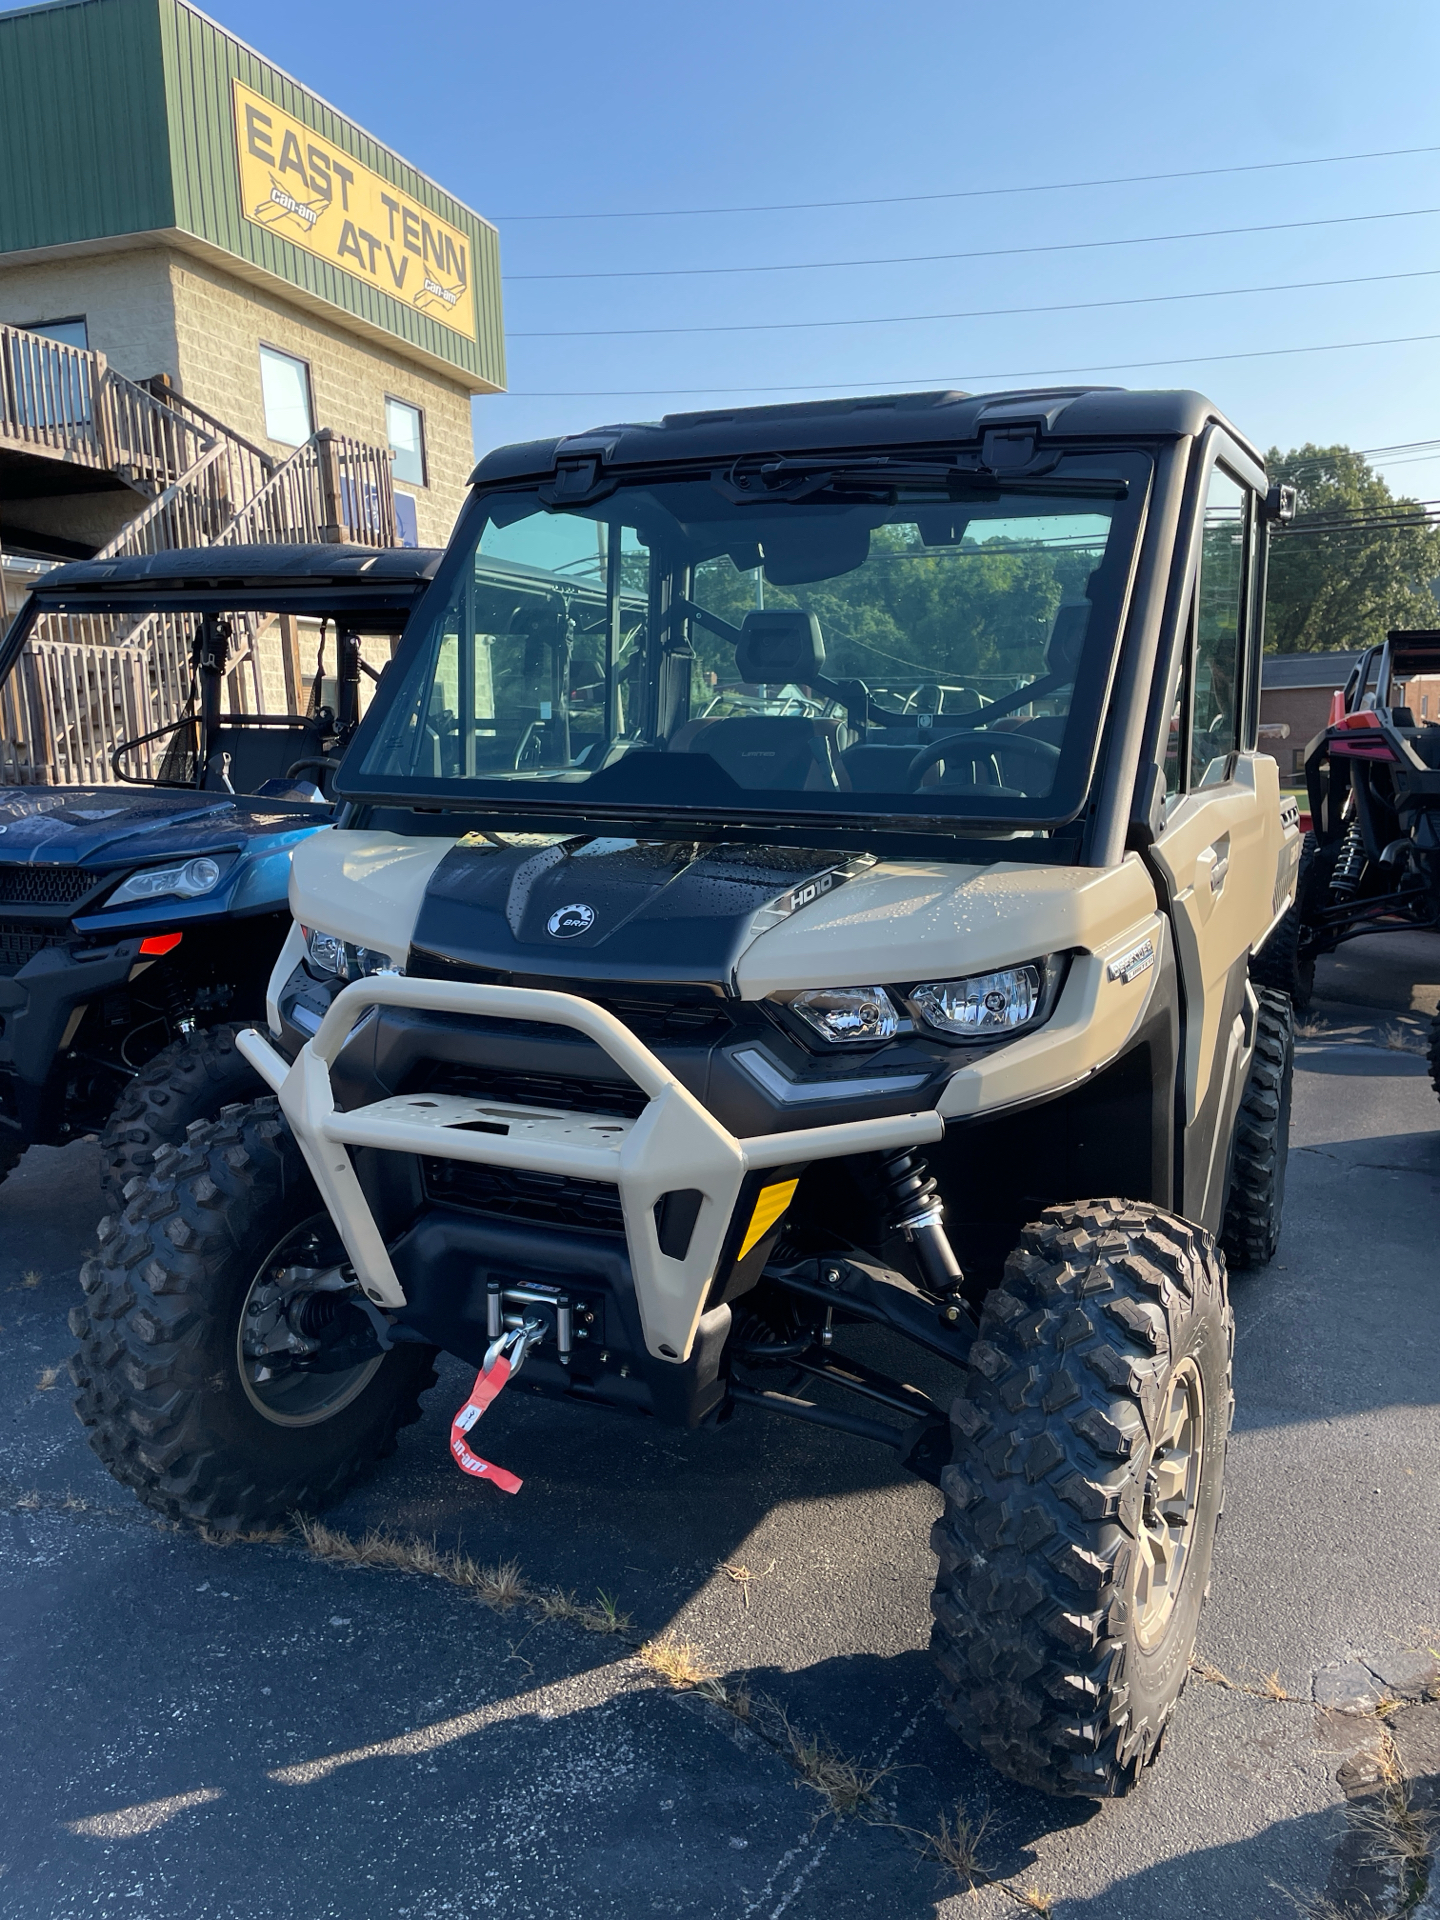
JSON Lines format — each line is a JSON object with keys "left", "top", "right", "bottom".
{"left": 1263, "top": 482, "right": 1297, "bottom": 525}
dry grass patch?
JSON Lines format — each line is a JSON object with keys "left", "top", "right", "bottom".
{"left": 1012, "top": 1892, "right": 1056, "bottom": 1919}
{"left": 764, "top": 1700, "right": 892, "bottom": 1817}
{"left": 293, "top": 1519, "right": 632, "bottom": 1636}
{"left": 914, "top": 1799, "right": 994, "bottom": 1890}
{"left": 718, "top": 1558, "right": 776, "bottom": 1610}
{"left": 639, "top": 1633, "right": 720, "bottom": 1690}
{"left": 1190, "top": 1655, "right": 1301, "bottom": 1703}
{"left": 1352, "top": 1736, "right": 1436, "bottom": 1904}
{"left": 1381, "top": 1024, "right": 1428, "bottom": 1057}
{"left": 34, "top": 1365, "right": 61, "bottom": 1391}
{"left": 21, "top": 1271, "right": 41, "bottom": 1290}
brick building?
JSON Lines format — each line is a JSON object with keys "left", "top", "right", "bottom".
{"left": 0, "top": 0, "right": 505, "bottom": 561}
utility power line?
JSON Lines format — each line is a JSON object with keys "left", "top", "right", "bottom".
{"left": 505, "top": 202, "right": 1440, "bottom": 282}
{"left": 510, "top": 263, "right": 1440, "bottom": 340}
{"left": 496, "top": 142, "right": 1440, "bottom": 223}
{"left": 507, "top": 326, "right": 1440, "bottom": 397}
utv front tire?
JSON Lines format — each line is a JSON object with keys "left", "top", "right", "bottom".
{"left": 70, "top": 1098, "right": 436, "bottom": 1532}
{"left": 1221, "top": 989, "right": 1294, "bottom": 1270}
{"left": 99, "top": 1024, "right": 265, "bottom": 1214}
{"left": 929, "top": 1201, "right": 1233, "bottom": 1797}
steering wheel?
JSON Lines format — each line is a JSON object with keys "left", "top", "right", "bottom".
{"left": 906, "top": 728, "right": 1061, "bottom": 793}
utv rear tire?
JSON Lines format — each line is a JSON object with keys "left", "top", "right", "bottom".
{"left": 1249, "top": 832, "right": 1318, "bottom": 1011}
{"left": 1221, "top": 990, "right": 1294, "bottom": 1270}
{"left": 929, "top": 1201, "right": 1233, "bottom": 1798}
{"left": 70, "top": 1097, "right": 436, "bottom": 1532}
{"left": 99, "top": 1024, "right": 264, "bottom": 1214}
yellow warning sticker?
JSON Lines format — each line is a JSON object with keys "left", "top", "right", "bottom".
{"left": 738, "top": 1179, "right": 799, "bottom": 1262}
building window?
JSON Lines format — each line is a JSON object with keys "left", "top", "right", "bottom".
{"left": 385, "top": 396, "right": 426, "bottom": 486}
{"left": 28, "top": 316, "right": 88, "bottom": 348}
{"left": 259, "top": 344, "right": 314, "bottom": 445}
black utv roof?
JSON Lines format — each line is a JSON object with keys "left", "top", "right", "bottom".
{"left": 0, "top": 544, "right": 445, "bottom": 687}
{"left": 470, "top": 384, "right": 1264, "bottom": 489}
{"left": 25, "top": 544, "right": 443, "bottom": 617}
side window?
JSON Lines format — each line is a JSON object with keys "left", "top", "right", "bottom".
{"left": 1191, "top": 466, "right": 1248, "bottom": 786}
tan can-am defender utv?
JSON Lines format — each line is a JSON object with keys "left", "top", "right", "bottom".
{"left": 71, "top": 386, "right": 1301, "bottom": 1797}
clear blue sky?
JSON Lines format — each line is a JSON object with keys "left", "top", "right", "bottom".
{"left": 29, "top": 0, "right": 1440, "bottom": 489}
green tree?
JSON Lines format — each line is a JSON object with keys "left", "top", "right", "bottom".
{"left": 1264, "top": 444, "right": 1440, "bottom": 653}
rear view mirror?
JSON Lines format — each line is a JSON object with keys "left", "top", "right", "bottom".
{"left": 761, "top": 521, "right": 870, "bottom": 584}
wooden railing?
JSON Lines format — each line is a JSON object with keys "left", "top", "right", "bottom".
{"left": 217, "top": 429, "right": 397, "bottom": 549}
{"left": 0, "top": 324, "right": 103, "bottom": 465}
{"left": 2, "top": 328, "right": 398, "bottom": 785}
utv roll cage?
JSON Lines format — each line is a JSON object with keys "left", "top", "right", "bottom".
{"left": 0, "top": 545, "right": 442, "bottom": 800}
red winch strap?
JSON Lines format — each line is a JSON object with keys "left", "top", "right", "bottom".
{"left": 449, "top": 1355, "right": 523, "bottom": 1495}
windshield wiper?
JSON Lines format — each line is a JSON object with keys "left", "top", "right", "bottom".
{"left": 721, "top": 456, "right": 1129, "bottom": 504}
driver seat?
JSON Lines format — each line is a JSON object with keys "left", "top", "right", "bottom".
{"left": 1011, "top": 602, "right": 1088, "bottom": 750}
{"left": 667, "top": 607, "right": 851, "bottom": 790}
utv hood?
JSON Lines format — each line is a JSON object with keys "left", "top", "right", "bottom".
{"left": 409, "top": 838, "right": 864, "bottom": 988}
{"left": 0, "top": 787, "right": 330, "bottom": 870}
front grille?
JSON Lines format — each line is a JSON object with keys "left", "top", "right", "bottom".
{"left": 423, "top": 1159, "right": 626, "bottom": 1235}
{"left": 0, "top": 923, "right": 68, "bottom": 975}
{"left": 588, "top": 991, "right": 732, "bottom": 1043}
{"left": 0, "top": 864, "right": 102, "bottom": 907}
{"left": 421, "top": 1061, "right": 649, "bottom": 1120}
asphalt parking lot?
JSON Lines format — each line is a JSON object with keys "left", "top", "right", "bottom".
{"left": 1, "top": 941, "right": 1438, "bottom": 1920}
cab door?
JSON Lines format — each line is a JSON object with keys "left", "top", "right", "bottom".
{"left": 1148, "top": 457, "right": 1284, "bottom": 1229}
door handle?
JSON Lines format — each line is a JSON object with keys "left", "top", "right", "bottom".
{"left": 1201, "top": 834, "right": 1230, "bottom": 895}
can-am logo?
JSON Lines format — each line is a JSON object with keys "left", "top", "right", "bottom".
{"left": 547, "top": 902, "right": 596, "bottom": 938}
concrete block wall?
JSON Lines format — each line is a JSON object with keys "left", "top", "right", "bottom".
{"left": 0, "top": 246, "right": 181, "bottom": 384}
{"left": 0, "top": 243, "right": 477, "bottom": 551}
{"left": 167, "top": 251, "right": 473, "bottom": 550}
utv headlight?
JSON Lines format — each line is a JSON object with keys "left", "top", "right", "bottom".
{"left": 106, "top": 855, "right": 228, "bottom": 907}
{"left": 786, "top": 985, "right": 901, "bottom": 1046}
{"left": 302, "top": 925, "right": 400, "bottom": 980}
{"left": 909, "top": 963, "right": 1045, "bottom": 1039}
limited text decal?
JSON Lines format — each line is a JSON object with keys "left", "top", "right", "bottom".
{"left": 232, "top": 79, "right": 478, "bottom": 342}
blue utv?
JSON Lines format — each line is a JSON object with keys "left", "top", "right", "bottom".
{"left": 0, "top": 545, "right": 438, "bottom": 1207}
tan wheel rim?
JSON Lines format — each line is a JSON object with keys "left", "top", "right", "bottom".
{"left": 1133, "top": 1356, "right": 1205, "bottom": 1648}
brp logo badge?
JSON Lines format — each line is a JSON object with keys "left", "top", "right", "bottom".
{"left": 546, "top": 902, "right": 596, "bottom": 938}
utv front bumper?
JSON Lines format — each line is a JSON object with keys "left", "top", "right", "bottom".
{"left": 237, "top": 976, "right": 943, "bottom": 1366}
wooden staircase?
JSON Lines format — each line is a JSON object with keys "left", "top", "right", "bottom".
{"left": 0, "top": 323, "right": 399, "bottom": 786}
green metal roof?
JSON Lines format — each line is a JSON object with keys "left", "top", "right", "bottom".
{"left": 0, "top": 0, "right": 505, "bottom": 392}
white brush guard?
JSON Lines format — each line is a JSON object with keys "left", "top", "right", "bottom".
{"left": 237, "top": 976, "right": 943, "bottom": 1366}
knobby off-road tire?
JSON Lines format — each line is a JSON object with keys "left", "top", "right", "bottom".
{"left": 98, "top": 1023, "right": 265, "bottom": 1215}
{"left": 1221, "top": 989, "right": 1295, "bottom": 1270}
{"left": 929, "top": 1201, "right": 1233, "bottom": 1798}
{"left": 1249, "top": 832, "right": 1318, "bottom": 1012}
{"left": 70, "top": 1097, "right": 437, "bottom": 1532}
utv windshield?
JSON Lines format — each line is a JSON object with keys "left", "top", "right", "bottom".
{"left": 348, "top": 450, "right": 1151, "bottom": 832}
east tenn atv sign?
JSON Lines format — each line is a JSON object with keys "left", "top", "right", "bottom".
{"left": 234, "top": 79, "right": 477, "bottom": 344}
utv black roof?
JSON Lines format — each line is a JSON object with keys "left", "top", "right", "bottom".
{"left": 0, "top": 544, "right": 446, "bottom": 686}
{"left": 24, "top": 543, "right": 443, "bottom": 612}
{"left": 470, "top": 385, "right": 1264, "bottom": 488}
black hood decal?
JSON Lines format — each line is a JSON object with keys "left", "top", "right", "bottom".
{"left": 409, "top": 839, "right": 864, "bottom": 988}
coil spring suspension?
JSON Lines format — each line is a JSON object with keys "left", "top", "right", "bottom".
{"left": 1330, "top": 823, "right": 1366, "bottom": 898}
{"left": 158, "top": 966, "right": 195, "bottom": 1037}
{"left": 875, "top": 1146, "right": 963, "bottom": 1297}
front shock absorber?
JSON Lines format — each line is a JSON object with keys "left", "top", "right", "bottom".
{"left": 874, "top": 1146, "right": 964, "bottom": 1297}
{"left": 1330, "top": 823, "right": 1366, "bottom": 898}
{"left": 159, "top": 962, "right": 195, "bottom": 1038}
